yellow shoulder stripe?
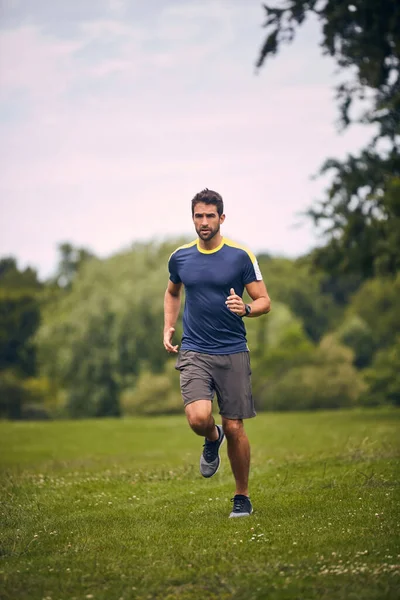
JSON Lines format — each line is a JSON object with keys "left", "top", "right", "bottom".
{"left": 169, "top": 240, "right": 197, "bottom": 258}
{"left": 224, "top": 238, "right": 257, "bottom": 263}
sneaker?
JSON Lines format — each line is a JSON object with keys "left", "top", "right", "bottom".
{"left": 229, "top": 494, "right": 253, "bottom": 518}
{"left": 199, "top": 425, "right": 225, "bottom": 478}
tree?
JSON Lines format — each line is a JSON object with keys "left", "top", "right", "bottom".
{"left": 363, "top": 336, "right": 400, "bottom": 406}
{"left": 0, "top": 257, "right": 41, "bottom": 290}
{"left": 346, "top": 274, "right": 400, "bottom": 349}
{"left": 36, "top": 240, "right": 186, "bottom": 417}
{"left": 257, "top": 0, "right": 400, "bottom": 279}
{"left": 0, "top": 257, "right": 42, "bottom": 376}
{"left": 55, "top": 242, "right": 96, "bottom": 288}
{"left": 336, "top": 315, "right": 376, "bottom": 369}
{"left": 256, "top": 255, "right": 340, "bottom": 340}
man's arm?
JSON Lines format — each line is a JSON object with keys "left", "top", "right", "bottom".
{"left": 244, "top": 280, "right": 271, "bottom": 316}
{"left": 226, "top": 281, "right": 271, "bottom": 317}
{"left": 163, "top": 280, "right": 182, "bottom": 352}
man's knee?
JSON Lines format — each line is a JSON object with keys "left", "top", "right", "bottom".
{"left": 185, "top": 400, "right": 213, "bottom": 432}
{"left": 222, "top": 418, "right": 244, "bottom": 439}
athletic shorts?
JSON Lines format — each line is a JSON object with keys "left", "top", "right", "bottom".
{"left": 175, "top": 350, "right": 256, "bottom": 420}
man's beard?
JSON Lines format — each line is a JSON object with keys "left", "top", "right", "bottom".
{"left": 197, "top": 225, "right": 220, "bottom": 242}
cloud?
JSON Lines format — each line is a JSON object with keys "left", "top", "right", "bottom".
{"left": 0, "top": 26, "right": 81, "bottom": 103}
{"left": 0, "top": 1, "right": 375, "bottom": 277}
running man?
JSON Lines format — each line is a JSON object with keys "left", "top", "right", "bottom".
{"left": 163, "top": 189, "right": 271, "bottom": 517}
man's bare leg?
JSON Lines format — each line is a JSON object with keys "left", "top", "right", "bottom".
{"left": 222, "top": 417, "right": 250, "bottom": 496}
{"left": 185, "top": 400, "right": 224, "bottom": 478}
{"left": 185, "top": 400, "right": 219, "bottom": 441}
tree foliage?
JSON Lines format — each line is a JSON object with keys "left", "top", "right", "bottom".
{"left": 0, "top": 258, "right": 42, "bottom": 377}
{"left": 256, "top": 255, "right": 340, "bottom": 341}
{"left": 363, "top": 336, "right": 400, "bottom": 406}
{"left": 346, "top": 274, "right": 400, "bottom": 349}
{"left": 36, "top": 240, "right": 187, "bottom": 417}
{"left": 257, "top": 0, "right": 400, "bottom": 130}
{"left": 54, "top": 242, "right": 96, "bottom": 289}
{"left": 1, "top": 240, "right": 397, "bottom": 418}
{"left": 257, "top": 0, "right": 400, "bottom": 279}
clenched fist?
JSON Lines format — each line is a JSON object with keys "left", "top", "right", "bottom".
{"left": 225, "top": 288, "right": 246, "bottom": 316}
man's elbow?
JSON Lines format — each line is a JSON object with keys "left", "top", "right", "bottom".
{"left": 166, "top": 287, "right": 181, "bottom": 299}
{"left": 264, "top": 296, "right": 271, "bottom": 314}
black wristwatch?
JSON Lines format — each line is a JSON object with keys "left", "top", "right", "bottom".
{"left": 243, "top": 304, "right": 252, "bottom": 317}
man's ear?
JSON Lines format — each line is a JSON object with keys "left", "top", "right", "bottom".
{"left": 220, "top": 214, "right": 226, "bottom": 224}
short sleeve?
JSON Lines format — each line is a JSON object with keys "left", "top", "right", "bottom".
{"left": 168, "top": 252, "right": 181, "bottom": 284}
{"left": 242, "top": 252, "right": 263, "bottom": 285}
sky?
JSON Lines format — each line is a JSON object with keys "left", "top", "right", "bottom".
{"left": 0, "top": 0, "right": 374, "bottom": 279}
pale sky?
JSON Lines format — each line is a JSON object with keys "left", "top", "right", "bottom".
{"left": 0, "top": 0, "right": 373, "bottom": 279}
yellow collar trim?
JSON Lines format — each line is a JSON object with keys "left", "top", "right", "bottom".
{"left": 196, "top": 237, "right": 225, "bottom": 254}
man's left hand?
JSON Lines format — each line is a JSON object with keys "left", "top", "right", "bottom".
{"left": 225, "top": 288, "right": 246, "bottom": 316}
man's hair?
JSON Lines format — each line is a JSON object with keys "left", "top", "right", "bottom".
{"left": 191, "top": 188, "right": 224, "bottom": 217}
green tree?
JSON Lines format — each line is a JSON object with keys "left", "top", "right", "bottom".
{"left": 363, "top": 336, "right": 400, "bottom": 406}
{"left": 36, "top": 240, "right": 186, "bottom": 417}
{"left": 0, "top": 258, "right": 45, "bottom": 418}
{"left": 336, "top": 315, "right": 376, "bottom": 369}
{"left": 55, "top": 242, "right": 96, "bottom": 289}
{"left": 257, "top": 0, "right": 400, "bottom": 279}
{"left": 121, "top": 360, "right": 182, "bottom": 416}
{"left": 0, "top": 258, "right": 42, "bottom": 376}
{"left": 0, "top": 257, "right": 41, "bottom": 290}
{"left": 347, "top": 274, "right": 400, "bottom": 349}
{"left": 256, "top": 255, "right": 340, "bottom": 341}
{"left": 257, "top": 335, "right": 366, "bottom": 411}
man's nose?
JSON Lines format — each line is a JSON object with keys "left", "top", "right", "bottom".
{"left": 201, "top": 216, "right": 208, "bottom": 225}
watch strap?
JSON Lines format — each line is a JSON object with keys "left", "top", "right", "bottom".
{"left": 244, "top": 304, "right": 252, "bottom": 317}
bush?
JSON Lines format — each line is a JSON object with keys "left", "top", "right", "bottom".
{"left": 0, "top": 371, "right": 52, "bottom": 419}
{"left": 348, "top": 275, "right": 400, "bottom": 349}
{"left": 0, "top": 370, "right": 30, "bottom": 419}
{"left": 361, "top": 337, "right": 400, "bottom": 406}
{"left": 254, "top": 335, "right": 366, "bottom": 411}
{"left": 258, "top": 363, "right": 366, "bottom": 411}
{"left": 336, "top": 316, "right": 377, "bottom": 368}
{"left": 121, "top": 360, "right": 182, "bottom": 416}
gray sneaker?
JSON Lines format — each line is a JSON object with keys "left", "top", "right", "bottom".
{"left": 229, "top": 495, "right": 253, "bottom": 518}
{"left": 200, "top": 425, "right": 225, "bottom": 478}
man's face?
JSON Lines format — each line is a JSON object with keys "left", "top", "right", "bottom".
{"left": 193, "top": 202, "right": 225, "bottom": 242}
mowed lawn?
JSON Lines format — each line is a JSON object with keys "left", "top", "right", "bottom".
{"left": 0, "top": 409, "right": 399, "bottom": 600}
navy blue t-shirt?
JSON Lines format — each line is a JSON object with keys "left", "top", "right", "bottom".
{"left": 168, "top": 237, "right": 263, "bottom": 355}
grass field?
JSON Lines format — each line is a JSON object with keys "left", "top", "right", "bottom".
{"left": 0, "top": 409, "right": 399, "bottom": 600}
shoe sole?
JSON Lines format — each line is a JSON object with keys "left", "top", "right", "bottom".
{"left": 229, "top": 508, "right": 253, "bottom": 518}
{"left": 200, "top": 431, "right": 225, "bottom": 478}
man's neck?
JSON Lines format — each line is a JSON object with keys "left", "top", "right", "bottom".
{"left": 198, "top": 233, "right": 223, "bottom": 251}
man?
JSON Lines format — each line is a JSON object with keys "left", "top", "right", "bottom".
{"left": 163, "top": 188, "right": 270, "bottom": 518}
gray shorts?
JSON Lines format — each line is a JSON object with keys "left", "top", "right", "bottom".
{"left": 175, "top": 350, "right": 256, "bottom": 420}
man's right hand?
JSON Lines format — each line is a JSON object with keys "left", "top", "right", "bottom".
{"left": 163, "top": 326, "right": 179, "bottom": 353}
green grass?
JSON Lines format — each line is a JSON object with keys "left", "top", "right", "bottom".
{"left": 0, "top": 409, "right": 399, "bottom": 600}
